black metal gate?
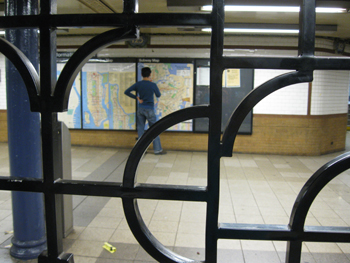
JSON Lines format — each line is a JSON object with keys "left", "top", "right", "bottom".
{"left": 0, "top": 0, "right": 350, "bottom": 262}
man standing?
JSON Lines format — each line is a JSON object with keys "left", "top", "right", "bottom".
{"left": 124, "top": 67, "right": 166, "bottom": 155}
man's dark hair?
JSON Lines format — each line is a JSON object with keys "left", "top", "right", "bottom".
{"left": 141, "top": 67, "right": 152, "bottom": 78}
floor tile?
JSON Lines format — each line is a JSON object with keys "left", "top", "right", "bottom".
{"left": 2, "top": 133, "right": 350, "bottom": 262}
{"left": 68, "top": 240, "right": 105, "bottom": 257}
{"left": 99, "top": 242, "right": 140, "bottom": 261}
{"left": 175, "top": 233, "right": 205, "bottom": 248}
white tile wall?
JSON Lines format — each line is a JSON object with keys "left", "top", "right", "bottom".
{"left": 224, "top": 49, "right": 297, "bottom": 57}
{"left": 315, "top": 38, "right": 334, "bottom": 50}
{"left": 0, "top": 54, "right": 6, "bottom": 109}
{"left": 97, "top": 47, "right": 299, "bottom": 59}
{"left": 57, "top": 36, "right": 104, "bottom": 47}
{"left": 224, "top": 35, "right": 299, "bottom": 47}
{"left": 311, "top": 70, "right": 350, "bottom": 115}
{"left": 2, "top": 35, "right": 350, "bottom": 117}
{"left": 151, "top": 35, "right": 211, "bottom": 45}
{"left": 98, "top": 48, "right": 212, "bottom": 58}
{"left": 253, "top": 69, "right": 309, "bottom": 115}
{"left": 58, "top": 35, "right": 344, "bottom": 54}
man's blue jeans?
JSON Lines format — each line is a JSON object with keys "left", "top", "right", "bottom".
{"left": 137, "top": 107, "right": 163, "bottom": 153}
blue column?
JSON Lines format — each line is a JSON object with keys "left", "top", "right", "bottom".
{"left": 5, "top": 0, "right": 47, "bottom": 260}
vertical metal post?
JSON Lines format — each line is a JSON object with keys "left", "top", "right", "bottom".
{"left": 5, "top": 0, "right": 46, "bottom": 260}
{"left": 38, "top": 0, "right": 65, "bottom": 261}
{"left": 298, "top": 0, "right": 316, "bottom": 57}
{"left": 123, "top": 0, "right": 138, "bottom": 13}
{"left": 286, "top": 1, "right": 316, "bottom": 262}
{"left": 206, "top": 0, "right": 225, "bottom": 262}
{"left": 286, "top": 241, "right": 303, "bottom": 263}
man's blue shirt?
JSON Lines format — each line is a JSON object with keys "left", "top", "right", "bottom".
{"left": 124, "top": 80, "right": 161, "bottom": 109}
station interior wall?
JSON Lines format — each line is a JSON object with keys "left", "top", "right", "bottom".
{"left": 0, "top": 34, "right": 349, "bottom": 155}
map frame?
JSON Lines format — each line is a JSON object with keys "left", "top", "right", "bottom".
{"left": 81, "top": 58, "right": 138, "bottom": 131}
{"left": 137, "top": 58, "right": 195, "bottom": 132}
{"left": 194, "top": 59, "right": 254, "bottom": 135}
{"left": 55, "top": 56, "right": 253, "bottom": 135}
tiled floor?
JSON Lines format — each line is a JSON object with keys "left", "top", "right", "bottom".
{"left": 1, "top": 134, "right": 350, "bottom": 262}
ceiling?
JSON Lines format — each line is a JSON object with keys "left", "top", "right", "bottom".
{"left": 1, "top": 0, "right": 350, "bottom": 40}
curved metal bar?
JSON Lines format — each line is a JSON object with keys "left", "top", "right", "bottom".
{"left": 122, "top": 105, "right": 209, "bottom": 263}
{"left": 123, "top": 105, "right": 210, "bottom": 187}
{"left": 289, "top": 151, "right": 350, "bottom": 232}
{"left": 123, "top": 199, "right": 201, "bottom": 263}
{"left": 54, "top": 26, "right": 138, "bottom": 112}
{"left": 0, "top": 38, "right": 40, "bottom": 111}
{"left": 221, "top": 70, "right": 313, "bottom": 157}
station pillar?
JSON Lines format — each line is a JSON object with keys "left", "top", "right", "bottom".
{"left": 5, "top": 0, "right": 47, "bottom": 259}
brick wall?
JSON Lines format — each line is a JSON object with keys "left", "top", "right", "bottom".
{"left": 69, "top": 129, "right": 209, "bottom": 151}
{"left": 234, "top": 114, "right": 347, "bottom": 155}
{"left": 0, "top": 110, "right": 7, "bottom": 142}
{"left": 50, "top": 113, "right": 350, "bottom": 155}
{"left": 1, "top": 111, "right": 345, "bottom": 155}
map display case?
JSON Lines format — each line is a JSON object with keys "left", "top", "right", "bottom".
{"left": 57, "top": 63, "right": 82, "bottom": 129}
{"left": 194, "top": 59, "right": 253, "bottom": 134}
{"left": 57, "top": 57, "right": 253, "bottom": 134}
{"left": 81, "top": 60, "right": 136, "bottom": 130}
{"left": 137, "top": 58, "right": 194, "bottom": 131}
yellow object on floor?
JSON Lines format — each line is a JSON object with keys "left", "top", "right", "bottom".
{"left": 103, "top": 242, "right": 116, "bottom": 253}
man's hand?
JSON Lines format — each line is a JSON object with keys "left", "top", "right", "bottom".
{"left": 137, "top": 96, "right": 143, "bottom": 104}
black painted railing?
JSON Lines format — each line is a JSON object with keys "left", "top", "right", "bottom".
{"left": 0, "top": 0, "right": 349, "bottom": 262}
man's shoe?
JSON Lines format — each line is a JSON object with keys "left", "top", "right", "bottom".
{"left": 155, "top": 150, "right": 167, "bottom": 155}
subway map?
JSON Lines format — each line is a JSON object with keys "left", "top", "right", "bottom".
{"left": 57, "top": 61, "right": 194, "bottom": 132}
{"left": 57, "top": 64, "right": 82, "bottom": 129}
{"left": 138, "top": 61, "right": 194, "bottom": 131}
{"left": 82, "top": 63, "right": 136, "bottom": 130}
